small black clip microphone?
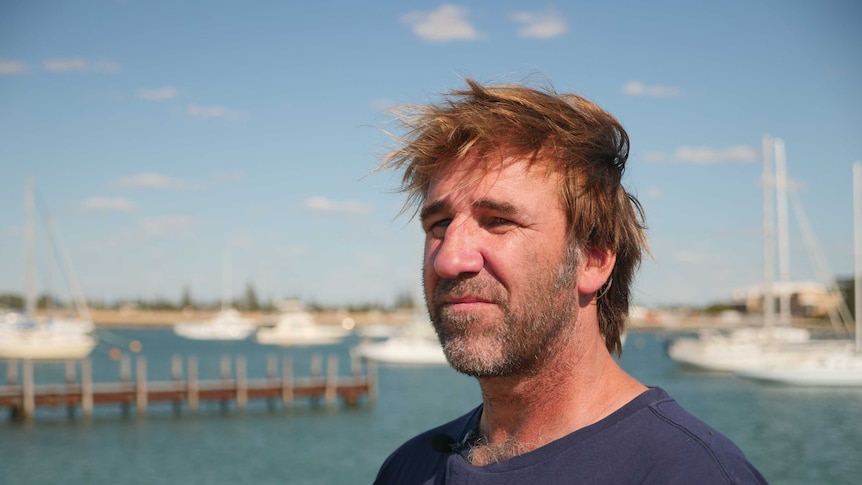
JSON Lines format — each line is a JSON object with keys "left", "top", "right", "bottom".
{"left": 430, "top": 433, "right": 457, "bottom": 453}
{"left": 431, "top": 427, "right": 479, "bottom": 453}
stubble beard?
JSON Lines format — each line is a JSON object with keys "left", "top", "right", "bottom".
{"left": 427, "top": 247, "right": 580, "bottom": 378}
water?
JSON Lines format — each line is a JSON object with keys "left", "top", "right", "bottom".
{"left": 1, "top": 330, "right": 860, "bottom": 484}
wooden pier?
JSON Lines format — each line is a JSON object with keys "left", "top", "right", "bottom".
{"left": 0, "top": 353, "right": 376, "bottom": 420}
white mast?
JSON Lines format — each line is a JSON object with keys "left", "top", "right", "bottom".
{"left": 24, "top": 176, "right": 36, "bottom": 316}
{"left": 222, "top": 249, "right": 231, "bottom": 311}
{"left": 762, "top": 135, "right": 775, "bottom": 328}
{"left": 853, "top": 161, "right": 861, "bottom": 353}
{"left": 774, "top": 138, "right": 792, "bottom": 325}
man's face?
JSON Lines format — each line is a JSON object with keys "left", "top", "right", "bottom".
{"left": 420, "top": 154, "right": 581, "bottom": 377}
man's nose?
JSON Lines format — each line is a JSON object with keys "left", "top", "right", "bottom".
{"left": 430, "top": 220, "right": 484, "bottom": 279}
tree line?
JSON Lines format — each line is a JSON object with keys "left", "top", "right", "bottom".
{"left": 0, "top": 284, "right": 420, "bottom": 314}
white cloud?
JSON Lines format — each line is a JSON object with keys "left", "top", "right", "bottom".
{"left": 0, "top": 60, "right": 29, "bottom": 75}
{"left": 622, "top": 80, "right": 681, "bottom": 98}
{"left": 303, "top": 196, "right": 371, "bottom": 215}
{"left": 510, "top": 9, "right": 566, "bottom": 39}
{"left": 81, "top": 197, "right": 138, "bottom": 213}
{"left": 43, "top": 58, "right": 121, "bottom": 73}
{"left": 140, "top": 215, "right": 195, "bottom": 237}
{"left": 643, "top": 145, "right": 758, "bottom": 165}
{"left": 136, "top": 87, "right": 178, "bottom": 101}
{"left": 112, "top": 173, "right": 194, "bottom": 189}
{"left": 401, "top": 4, "right": 480, "bottom": 43}
{"left": 187, "top": 104, "right": 245, "bottom": 121}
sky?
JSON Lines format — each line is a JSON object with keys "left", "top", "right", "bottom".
{"left": 1, "top": 1, "right": 860, "bottom": 309}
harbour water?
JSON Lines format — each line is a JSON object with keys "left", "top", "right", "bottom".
{"left": 1, "top": 329, "right": 861, "bottom": 484}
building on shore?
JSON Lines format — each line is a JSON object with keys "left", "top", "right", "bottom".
{"left": 730, "top": 281, "right": 842, "bottom": 318}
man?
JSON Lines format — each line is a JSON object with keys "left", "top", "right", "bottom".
{"left": 374, "top": 79, "right": 766, "bottom": 484}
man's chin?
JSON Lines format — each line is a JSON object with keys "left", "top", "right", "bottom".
{"left": 440, "top": 338, "right": 513, "bottom": 377}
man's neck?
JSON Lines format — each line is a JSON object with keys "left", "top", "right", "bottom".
{"left": 470, "top": 330, "right": 646, "bottom": 466}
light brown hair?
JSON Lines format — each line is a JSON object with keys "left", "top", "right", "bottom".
{"left": 380, "top": 78, "right": 647, "bottom": 356}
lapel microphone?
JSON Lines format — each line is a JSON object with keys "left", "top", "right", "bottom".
{"left": 430, "top": 428, "right": 479, "bottom": 453}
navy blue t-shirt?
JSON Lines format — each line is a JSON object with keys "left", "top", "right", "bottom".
{"left": 374, "top": 387, "right": 767, "bottom": 484}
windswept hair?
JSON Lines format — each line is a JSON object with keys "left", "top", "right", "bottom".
{"left": 379, "top": 78, "right": 647, "bottom": 356}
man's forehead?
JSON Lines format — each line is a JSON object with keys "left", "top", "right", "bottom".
{"left": 425, "top": 151, "right": 557, "bottom": 198}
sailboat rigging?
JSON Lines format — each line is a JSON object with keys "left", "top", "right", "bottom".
{"left": 0, "top": 177, "right": 98, "bottom": 360}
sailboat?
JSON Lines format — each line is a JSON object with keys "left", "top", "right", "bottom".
{"left": 0, "top": 177, "right": 98, "bottom": 360}
{"left": 173, "top": 250, "right": 256, "bottom": 341}
{"left": 353, "top": 311, "right": 448, "bottom": 365}
{"left": 735, "top": 162, "right": 862, "bottom": 386}
{"left": 256, "top": 299, "right": 352, "bottom": 346}
{"left": 666, "top": 136, "right": 818, "bottom": 371}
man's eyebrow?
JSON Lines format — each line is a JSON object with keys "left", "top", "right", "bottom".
{"left": 420, "top": 198, "right": 520, "bottom": 223}
{"left": 473, "top": 199, "right": 519, "bottom": 216}
{"left": 420, "top": 200, "right": 449, "bottom": 223}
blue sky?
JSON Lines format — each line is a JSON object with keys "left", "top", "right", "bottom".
{"left": 1, "top": 1, "right": 860, "bottom": 308}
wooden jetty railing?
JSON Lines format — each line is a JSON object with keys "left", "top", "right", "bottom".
{"left": 0, "top": 353, "right": 377, "bottom": 420}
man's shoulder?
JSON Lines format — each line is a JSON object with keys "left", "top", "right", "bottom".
{"left": 373, "top": 406, "right": 481, "bottom": 485}
{"left": 617, "top": 387, "right": 767, "bottom": 484}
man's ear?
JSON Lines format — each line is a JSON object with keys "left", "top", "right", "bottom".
{"left": 577, "top": 247, "right": 616, "bottom": 295}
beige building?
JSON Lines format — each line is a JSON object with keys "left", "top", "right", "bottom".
{"left": 731, "top": 281, "right": 841, "bottom": 318}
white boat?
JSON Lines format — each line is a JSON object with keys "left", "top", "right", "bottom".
{"left": 735, "top": 350, "right": 862, "bottom": 386}
{"left": 667, "top": 326, "right": 811, "bottom": 372}
{"left": 0, "top": 312, "right": 97, "bottom": 360}
{"left": 174, "top": 250, "right": 256, "bottom": 341}
{"left": 353, "top": 315, "right": 447, "bottom": 365}
{"left": 256, "top": 300, "right": 351, "bottom": 346}
{"left": 734, "top": 162, "right": 862, "bottom": 387}
{"left": 0, "top": 177, "right": 98, "bottom": 360}
{"left": 665, "top": 137, "right": 853, "bottom": 372}
{"left": 174, "top": 308, "right": 256, "bottom": 341}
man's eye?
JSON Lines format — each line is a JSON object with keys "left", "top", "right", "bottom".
{"left": 487, "top": 217, "right": 515, "bottom": 228}
{"left": 426, "top": 219, "right": 451, "bottom": 237}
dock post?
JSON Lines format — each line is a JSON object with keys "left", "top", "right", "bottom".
{"left": 171, "top": 354, "right": 183, "bottom": 414}
{"left": 120, "top": 355, "right": 131, "bottom": 416}
{"left": 65, "top": 360, "right": 76, "bottom": 383}
{"left": 65, "top": 360, "right": 77, "bottom": 419}
{"left": 81, "top": 359, "right": 93, "bottom": 418}
{"left": 136, "top": 356, "right": 148, "bottom": 416}
{"left": 22, "top": 359, "right": 34, "bottom": 419}
{"left": 350, "top": 352, "right": 361, "bottom": 377}
{"left": 187, "top": 356, "right": 199, "bottom": 413}
{"left": 281, "top": 356, "right": 293, "bottom": 408}
{"left": 325, "top": 354, "right": 338, "bottom": 409}
{"left": 6, "top": 359, "right": 18, "bottom": 386}
{"left": 236, "top": 355, "right": 247, "bottom": 411}
{"left": 266, "top": 355, "right": 277, "bottom": 381}
{"left": 367, "top": 360, "right": 378, "bottom": 405}
{"left": 265, "top": 354, "right": 277, "bottom": 411}
{"left": 311, "top": 353, "right": 322, "bottom": 380}
{"left": 220, "top": 355, "right": 231, "bottom": 413}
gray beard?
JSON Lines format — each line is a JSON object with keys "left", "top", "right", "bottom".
{"left": 428, "top": 248, "right": 580, "bottom": 378}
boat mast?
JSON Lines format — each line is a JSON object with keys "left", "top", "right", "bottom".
{"left": 762, "top": 135, "right": 775, "bottom": 328}
{"left": 222, "top": 249, "right": 231, "bottom": 311}
{"left": 24, "top": 176, "right": 36, "bottom": 316}
{"left": 774, "top": 139, "right": 792, "bottom": 325}
{"left": 854, "top": 161, "right": 861, "bottom": 353}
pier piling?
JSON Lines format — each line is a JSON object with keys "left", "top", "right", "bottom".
{"left": 1, "top": 352, "right": 373, "bottom": 421}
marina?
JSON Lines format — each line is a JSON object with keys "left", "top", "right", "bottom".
{"left": 1, "top": 328, "right": 860, "bottom": 485}
{"left": 1, "top": 352, "right": 374, "bottom": 420}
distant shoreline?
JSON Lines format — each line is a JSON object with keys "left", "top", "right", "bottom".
{"left": 85, "top": 308, "right": 415, "bottom": 328}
